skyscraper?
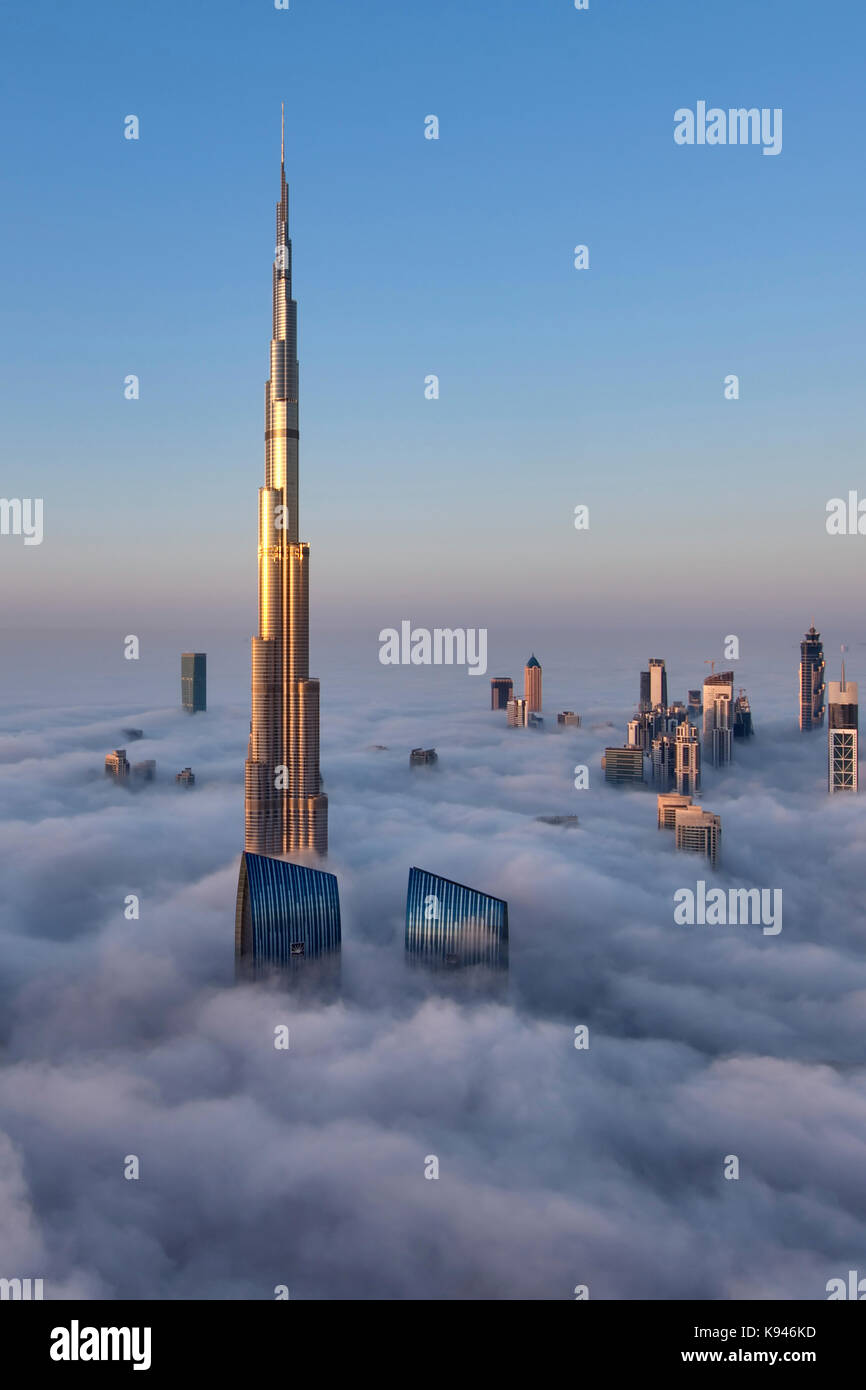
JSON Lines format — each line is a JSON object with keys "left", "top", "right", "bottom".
{"left": 405, "top": 867, "right": 508, "bottom": 971}
{"left": 524, "top": 655, "right": 542, "bottom": 712}
{"left": 674, "top": 807, "right": 721, "bottom": 867}
{"left": 657, "top": 792, "right": 692, "bottom": 829}
{"left": 799, "top": 625, "right": 826, "bottom": 730}
{"left": 490, "top": 677, "right": 513, "bottom": 710}
{"left": 244, "top": 114, "right": 328, "bottom": 857}
{"left": 507, "top": 696, "right": 528, "bottom": 727}
{"left": 639, "top": 670, "right": 651, "bottom": 712}
{"left": 650, "top": 734, "right": 676, "bottom": 788}
{"left": 181, "top": 652, "right": 206, "bottom": 713}
{"left": 703, "top": 671, "right": 734, "bottom": 768}
{"left": 675, "top": 721, "right": 701, "bottom": 796}
{"left": 236, "top": 851, "right": 341, "bottom": 978}
{"left": 603, "top": 747, "right": 645, "bottom": 784}
{"left": 828, "top": 658, "right": 858, "bottom": 794}
{"left": 648, "top": 658, "right": 668, "bottom": 709}
{"left": 733, "top": 689, "right": 753, "bottom": 739}
{"left": 105, "top": 749, "right": 130, "bottom": 781}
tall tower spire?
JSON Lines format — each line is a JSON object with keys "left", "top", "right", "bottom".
{"left": 243, "top": 114, "right": 328, "bottom": 857}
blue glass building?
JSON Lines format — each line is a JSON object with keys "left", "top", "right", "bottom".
{"left": 405, "top": 866, "right": 508, "bottom": 971}
{"left": 235, "top": 851, "right": 341, "bottom": 978}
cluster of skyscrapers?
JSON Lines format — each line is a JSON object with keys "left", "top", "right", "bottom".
{"left": 225, "top": 131, "right": 860, "bottom": 980}
{"left": 604, "top": 657, "right": 734, "bottom": 865}
{"left": 104, "top": 749, "right": 192, "bottom": 785}
{"left": 489, "top": 656, "right": 580, "bottom": 732}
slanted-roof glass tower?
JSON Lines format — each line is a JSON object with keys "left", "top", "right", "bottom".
{"left": 405, "top": 866, "right": 508, "bottom": 971}
{"left": 235, "top": 851, "right": 341, "bottom": 977}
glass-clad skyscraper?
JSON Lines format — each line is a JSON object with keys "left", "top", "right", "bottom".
{"left": 235, "top": 851, "right": 341, "bottom": 977}
{"left": 799, "top": 625, "right": 825, "bottom": 730}
{"left": 405, "top": 866, "right": 508, "bottom": 971}
{"left": 181, "top": 652, "right": 207, "bottom": 713}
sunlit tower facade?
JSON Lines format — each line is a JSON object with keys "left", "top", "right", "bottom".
{"left": 244, "top": 114, "right": 328, "bottom": 858}
{"left": 828, "top": 658, "right": 858, "bottom": 795}
{"left": 524, "top": 655, "right": 542, "bottom": 712}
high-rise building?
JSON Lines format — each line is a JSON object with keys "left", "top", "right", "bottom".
{"left": 603, "top": 747, "right": 645, "bottom": 785}
{"left": 674, "top": 807, "right": 721, "bottom": 867}
{"left": 657, "top": 792, "right": 692, "bottom": 829}
{"left": 243, "top": 115, "right": 328, "bottom": 858}
{"left": 176, "top": 767, "right": 196, "bottom": 786}
{"left": 629, "top": 710, "right": 662, "bottom": 750}
{"left": 105, "top": 749, "right": 130, "bottom": 780}
{"left": 799, "top": 625, "right": 825, "bottom": 730}
{"left": 665, "top": 702, "right": 688, "bottom": 731}
{"left": 507, "top": 697, "right": 528, "bottom": 727}
{"left": 524, "top": 655, "right": 542, "bottom": 712}
{"left": 828, "top": 659, "right": 858, "bottom": 794}
{"left": 733, "top": 689, "right": 753, "bottom": 739}
{"left": 236, "top": 851, "right": 341, "bottom": 978}
{"left": 703, "top": 671, "right": 734, "bottom": 767}
{"left": 688, "top": 689, "right": 702, "bottom": 714}
{"left": 405, "top": 866, "right": 508, "bottom": 971}
{"left": 557, "top": 711, "right": 581, "bottom": 727}
{"left": 410, "top": 747, "right": 438, "bottom": 766}
{"left": 675, "top": 721, "right": 701, "bottom": 796}
{"left": 650, "top": 734, "right": 676, "bottom": 788}
{"left": 490, "top": 677, "right": 513, "bottom": 710}
{"left": 132, "top": 760, "right": 156, "bottom": 781}
{"left": 648, "top": 658, "right": 668, "bottom": 709}
{"left": 181, "top": 652, "right": 207, "bottom": 713}
{"left": 639, "top": 670, "right": 651, "bottom": 712}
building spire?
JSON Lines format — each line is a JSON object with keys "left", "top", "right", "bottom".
{"left": 281, "top": 101, "right": 285, "bottom": 167}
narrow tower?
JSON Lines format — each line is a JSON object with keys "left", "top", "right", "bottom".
{"left": 828, "top": 652, "right": 858, "bottom": 794}
{"left": 799, "top": 623, "right": 825, "bottom": 730}
{"left": 524, "top": 654, "right": 542, "bottom": 712}
{"left": 244, "top": 112, "right": 328, "bottom": 856}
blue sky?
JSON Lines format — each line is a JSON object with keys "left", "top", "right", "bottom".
{"left": 1, "top": 0, "right": 864, "bottom": 632}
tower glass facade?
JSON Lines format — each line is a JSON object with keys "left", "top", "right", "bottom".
{"left": 235, "top": 850, "right": 341, "bottom": 975}
{"left": 799, "top": 625, "right": 825, "bottom": 730}
{"left": 405, "top": 866, "right": 508, "bottom": 970}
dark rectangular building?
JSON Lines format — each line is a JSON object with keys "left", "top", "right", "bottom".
{"left": 182, "top": 652, "right": 207, "bottom": 713}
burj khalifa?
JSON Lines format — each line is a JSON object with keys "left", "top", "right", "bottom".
{"left": 243, "top": 113, "right": 328, "bottom": 858}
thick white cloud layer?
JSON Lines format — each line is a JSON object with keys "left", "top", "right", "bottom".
{"left": 1, "top": 637, "right": 865, "bottom": 1299}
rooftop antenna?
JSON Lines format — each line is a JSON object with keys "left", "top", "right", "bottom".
{"left": 281, "top": 102, "right": 285, "bottom": 165}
